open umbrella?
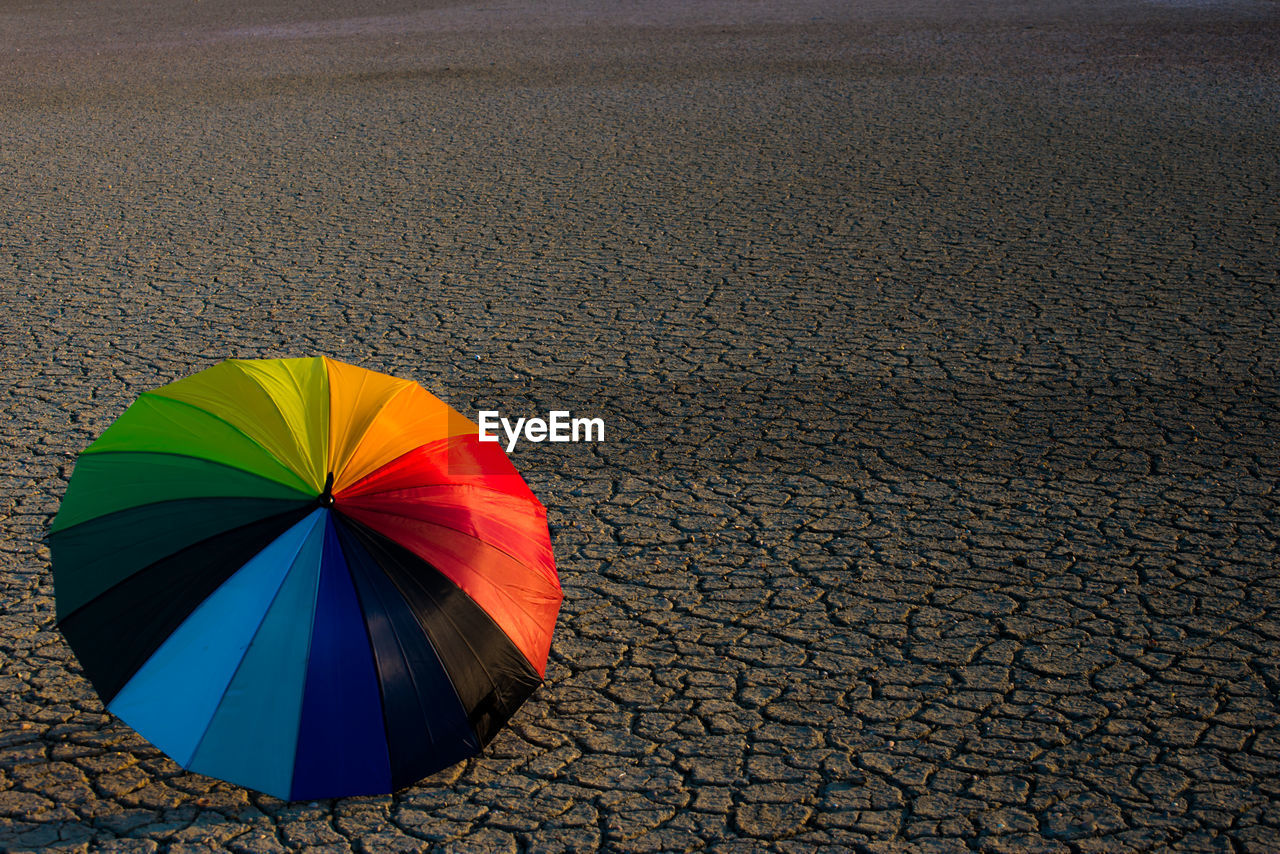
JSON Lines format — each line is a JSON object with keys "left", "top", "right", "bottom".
{"left": 48, "top": 356, "right": 562, "bottom": 800}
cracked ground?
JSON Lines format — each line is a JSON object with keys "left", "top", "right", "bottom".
{"left": 1, "top": 0, "right": 1279, "bottom": 851}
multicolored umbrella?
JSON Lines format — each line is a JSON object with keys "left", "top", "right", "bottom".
{"left": 49, "top": 357, "right": 562, "bottom": 800}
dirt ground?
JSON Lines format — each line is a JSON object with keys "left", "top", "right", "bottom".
{"left": 1, "top": 0, "right": 1278, "bottom": 851}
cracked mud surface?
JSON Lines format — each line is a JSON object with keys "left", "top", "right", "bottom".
{"left": 2, "top": 0, "right": 1279, "bottom": 851}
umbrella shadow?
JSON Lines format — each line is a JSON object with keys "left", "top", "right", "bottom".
{"left": 0, "top": 714, "right": 392, "bottom": 847}
{"left": 0, "top": 697, "right": 553, "bottom": 849}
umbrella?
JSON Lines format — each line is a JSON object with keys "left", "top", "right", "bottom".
{"left": 48, "top": 356, "right": 562, "bottom": 800}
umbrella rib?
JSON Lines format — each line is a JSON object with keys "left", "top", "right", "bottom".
{"left": 334, "top": 381, "right": 417, "bottom": 484}
{"left": 64, "top": 449, "right": 317, "bottom": 504}
{"left": 230, "top": 360, "right": 323, "bottom": 491}
{"left": 52, "top": 501, "right": 314, "bottom": 622}
{"left": 74, "top": 449, "right": 314, "bottom": 491}
{"left": 340, "top": 506, "right": 558, "bottom": 595}
{"left": 333, "top": 530, "right": 402, "bottom": 785}
{"left": 340, "top": 479, "right": 543, "bottom": 508}
{"left": 333, "top": 436, "right": 536, "bottom": 503}
{"left": 283, "top": 551, "right": 324, "bottom": 799}
{"left": 376, "top": 603, "right": 437, "bottom": 750}
{"left": 340, "top": 495, "right": 557, "bottom": 587}
{"left": 183, "top": 518, "right": 318, "bottom": 770}
{"left": 281, "top": 362, "right": 318, "bottom": 469}
{"left": 406, "top": 568, "right": 535, "bottom": 710}
{"left": 129, "top": 392, "right": 318, "bottom": 495}
{"left": 363, "top": 526, "right": 514, "bottom": 697}
{"left": 341, "top": 482, "right": 544, "bottom": 512}
{"left": 340, "top": 509, "right": 556, "bottom": 670}
{"left": 388, "top": 575, "right": 509, "bottom": 745}
{"left": 336, "top": 526, "right": 447, "bottom": 762}
{"left": 50, "top": 492, "right": 315, "bottom": 541}
{"left": 333, "top": 382, "right": 472, "bottom": 490}
{"left": 342, "top": 520, "right": 540, "bottom": 744}
{"left": 327, "top": 362, "right": 382, "bottom": 482}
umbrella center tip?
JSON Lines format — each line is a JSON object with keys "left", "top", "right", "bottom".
{"left": 320, "top": 472, "right": 335, "bottom": 507}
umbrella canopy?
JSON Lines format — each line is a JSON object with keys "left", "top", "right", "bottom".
{"left": 48, "top": 356, "right": 562, "bottom": 800}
